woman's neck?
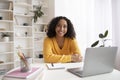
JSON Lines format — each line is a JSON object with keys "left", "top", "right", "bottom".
{"left": 55, "top": 36, "right": 64, "bottom": 41}
{"left": 55, "top": 36, "right": 65, "bottom": 49}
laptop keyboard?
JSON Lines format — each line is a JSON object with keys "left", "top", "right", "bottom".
{"left": 67, "top": 68, "right": 83, "bottom": 77}
{"left": 75, "top": 71, "right": 83, "bottom": 74}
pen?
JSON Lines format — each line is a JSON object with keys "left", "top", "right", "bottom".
{"left": 51, "top": 63, "right": 54, "bottom": 67}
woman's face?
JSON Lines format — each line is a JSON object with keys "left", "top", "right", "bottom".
{"left": 55, "top": 19, "right": 68, "bottom": 38}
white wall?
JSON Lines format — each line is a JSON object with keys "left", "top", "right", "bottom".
{"left": 54, "top": 0, "right": 113, "bottom": 55}
{"left": 49, "top": 0, "right": 120, "bottom": 70}
{"left": 112, "top": 0, "right": 120, "bottom": 70}
{"left": 47, "top": 0, "right": 55, "bottom": 22}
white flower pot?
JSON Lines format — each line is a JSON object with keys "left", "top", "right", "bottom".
{"left": 3, "top": 37, "right": 9, "bottom": 42}
{"left": 36, "top": 18, "right": 43, "bottom": 24}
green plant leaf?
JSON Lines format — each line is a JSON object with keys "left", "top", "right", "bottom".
{"left": 91, "top": 30, "right": 109, "bottom": 47}
{"left": 1, "top": 32, "right": 10, "bottom": 38}
{"left": 99, "top": 33, "right": 104, "bottom": 38}
{"left": 104, "top": 30, "right": 108, "bottom": 37}
{"left": 91, "top": 40, "right": 99, "bottom": 47}
{"left": 33, "top": 6, "right": 44, "bottom": 23}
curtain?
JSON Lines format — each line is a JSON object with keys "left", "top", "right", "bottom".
{"left": 55, "top": 0, "right": 112, "bottom": 55}
{"left": 112, "top": 0, "right": 120, "bottom": 70}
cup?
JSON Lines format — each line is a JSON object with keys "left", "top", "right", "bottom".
{"left": 20, "top": 57, "right": 32, "bottom": 72}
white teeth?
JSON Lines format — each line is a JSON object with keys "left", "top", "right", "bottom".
{"left": 59, "top": 32, "right": 63, "bottom": 34}
{"left": 59, "top": 31, "right": 63, "bottom": 33}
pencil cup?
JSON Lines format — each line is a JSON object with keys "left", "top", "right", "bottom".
{"left": 20, "top": 57, "right": 32, "bottom": 72}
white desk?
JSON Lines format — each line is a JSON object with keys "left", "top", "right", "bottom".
{"left": 33, "top": 62, "right": 120, "bottom": 80}
{"left": 2, "top": 62, "right": 120, "bottom": 80}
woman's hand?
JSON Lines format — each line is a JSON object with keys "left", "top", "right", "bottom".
{"left": 71, "top": 54, "right": 83, "bottom": 62}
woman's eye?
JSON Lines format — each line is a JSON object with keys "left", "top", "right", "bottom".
{"left": 64, "top": 25, "right": 67, "bottom": 28}
{"left": 57, "top": 24, "right": 67, "bottom": 28}
{"left": 57, "top": 24, "right": 60, "bottom": 27}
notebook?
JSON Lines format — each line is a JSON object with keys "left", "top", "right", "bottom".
{"left": 4, "top": 67, "right": 44, "bottom": 79}
{"left": 46, "top": 63, "right": 65, "bottom": 70}
{"left": 67, "top": 47, "right": 118, "bottom": 77}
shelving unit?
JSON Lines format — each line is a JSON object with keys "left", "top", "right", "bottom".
{"left": 13, "top": 0, "right": 34, "bottom": 67}
{"left": 0, "top": 0, "right": 14, "bottom": 72}
{"left": 32, "top": 0, "right": 48, "bottom": 60}
{"left": 0, "top": 0, "right": 51, "bottom": 73}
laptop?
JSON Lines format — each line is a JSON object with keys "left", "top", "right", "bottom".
{"left": 67, "top": 47, "right": 118, "bottom": 77}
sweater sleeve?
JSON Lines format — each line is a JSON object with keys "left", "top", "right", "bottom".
{"left": 70, "top": 39, "right": 81, "bottom": 54}
{"left": 43, "top": 37, "right": 71, "bottom": 63}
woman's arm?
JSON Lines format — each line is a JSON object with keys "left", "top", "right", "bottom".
{"left": 70, "top": 39, "right": 83, "bottom": 62}
{"left": 71, "top": 54, "right": 83, "bottom": 62}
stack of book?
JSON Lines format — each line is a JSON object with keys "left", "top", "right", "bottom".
{"left": 3, "top": 67, "right": 45, "bottom": 80}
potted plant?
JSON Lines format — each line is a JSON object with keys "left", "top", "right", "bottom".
{"left": 1, "top": 32, "right": 10, "bottom": 42}
{"left": 91, "top": 30, "right": 111, "bottom": 47}
{"left": 33, "top": 6, "right": 44, "bottom": 23}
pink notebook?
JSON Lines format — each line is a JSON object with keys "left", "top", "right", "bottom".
{"left": 5, "top": 67, "right": 43, "bottom": 79}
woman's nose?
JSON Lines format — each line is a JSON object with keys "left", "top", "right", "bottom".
{"left": 60, "top": 26, "right": 64, "bottom": 30}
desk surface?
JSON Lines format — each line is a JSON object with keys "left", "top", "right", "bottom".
{"left": 2, "top": 62, "right": 120, "bottom": 80}
{"left": 33, "top": 62, "right": 120, "bottom": 80}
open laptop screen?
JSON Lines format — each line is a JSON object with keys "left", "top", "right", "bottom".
{"left": 67, "top": 47, "right": 118, "bottom": 77}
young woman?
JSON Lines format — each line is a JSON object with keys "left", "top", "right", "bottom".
{"left": 43, "top": 16, "right": 82, "bottom": 63}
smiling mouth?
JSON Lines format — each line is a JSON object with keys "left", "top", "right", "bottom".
{"left": 58, "top": 31, "right": 64, "bottom": 34}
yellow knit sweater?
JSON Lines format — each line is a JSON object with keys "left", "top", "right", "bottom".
{"left": 43, "top": 37, "right": 81, "bottom": 63}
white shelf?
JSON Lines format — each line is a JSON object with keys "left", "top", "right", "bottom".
{"left": 34, "top": 22, "right": 48, "bottom": 25}
{"left": 14, "top": 0, "right": 34, "bottom": 65}
{"left": 0, "top": 9, "right": 13, "bottom": 12}
{"left": 15, "top": 37, "right": 33, "bottom": 38}
{"left": 0, "top": 0, "right": 49, "bottom": 72}
{"left": 0, "top": 52, "right": 14, "bottom": 55}
{"left": 0, "top": 20, "right": 13, "bottom": 23}
{"left": 0, "top": 62, "right": 14, "bottom": 66}
{"left": 0, "top": 0, "right": 14, "bottom": 72}
{"left": 33, "top": 58, "right": 44, "bottom": 63}
{"left": 32, "top": 0, "right": 48, "bottom": 59}
{"left": 14, "top": 3, "right": 32, "bottom": 7}
{"left": 14, "top": 0, "right": 34, "bottom": 62}
{"left": 34, "top": 50, "right": 43, "bottom": 53}
{"left": 14, "top": 25, "right": 32, "bottom": 28}
{"left": 0, "top": 41, "right": 13, "bottom": 44}
{"left": 0, "top": 31, "right": 14, "bottom": 32}
{"left": 0, "top": 0, "right": 13, "bottom": 2}
{"left": 15, "top": 47, "right": 33, "bottom": 50}
{"left": 14, "top": 13, "right": 33, "bottom": 17}
{"left": 34, "top": 32, "right": 46, "bottom": 34}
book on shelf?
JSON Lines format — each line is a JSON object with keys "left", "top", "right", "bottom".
{"left": 9, "top": 2, "right": 13, "bottom": 10}
{"left": 4, "top": 67, "right": 44, "bottom": 80}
